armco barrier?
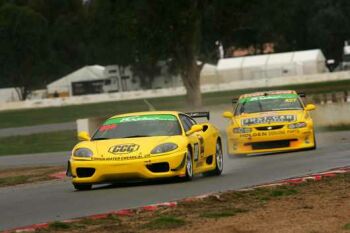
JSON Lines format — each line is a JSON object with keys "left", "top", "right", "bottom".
{"left": 1, "top": 71, "right": 350, "bottom": 112}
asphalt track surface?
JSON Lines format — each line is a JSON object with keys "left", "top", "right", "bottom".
{"left": 1, "top": 107, "right": 350, "bottom": 231}
{"left": 1, "top": 130, "right": 350, "bottom": 230}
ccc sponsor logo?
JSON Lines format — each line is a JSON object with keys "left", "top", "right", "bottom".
{"left": 109, "top": 144, "right": 140, "bottom": 154}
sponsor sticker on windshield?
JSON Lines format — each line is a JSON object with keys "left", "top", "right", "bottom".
{"left": 103, "top": 114, "right": 177, "bottom": 125}
{"left": 239, "top": 94, "right": 298, "bottom": 103}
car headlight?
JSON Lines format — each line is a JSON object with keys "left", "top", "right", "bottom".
{"left": 288, "top": 122, "right": 307, "bottom": 129}
{"left": 151, "top": 143, "right": 178, "bottom": 154}
{"left": 74, "top": 148, "right": 93, "bottom": 157}
{"left": 233, "top": 127, "right": 252, "bottom": 133}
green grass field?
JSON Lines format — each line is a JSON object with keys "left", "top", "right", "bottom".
{"left": 0, "top": 130, "right": 76, "bottom": 156}
{"left": 1, "top": 80, "right": 350, "bottom": 129}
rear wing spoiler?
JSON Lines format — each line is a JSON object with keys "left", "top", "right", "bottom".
{"left": 185, "top": 112, "right": 210, "bottom": 120}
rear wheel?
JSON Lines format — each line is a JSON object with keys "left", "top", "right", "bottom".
{"left": 204, "top": 141, "right": 223, "bottom": 176}
{"left": 183, "top": 148, "right": 193, "bottom": 181}
{"left": 73, "top": 183, "right": 92, "bottom": 191}
{"left": 310, "top": 133, "right": 317, "bottom": 150}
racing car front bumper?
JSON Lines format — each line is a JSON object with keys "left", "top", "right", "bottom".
{"left": 227, "top": 127, "right": 315, "bottom": 155}
{"left": 68, "top": 150, "right": 187, "bottom": 184}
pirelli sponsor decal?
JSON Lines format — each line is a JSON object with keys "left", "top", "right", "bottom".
{"left": 104, "top": 114, "right": 177, "bottom": 125}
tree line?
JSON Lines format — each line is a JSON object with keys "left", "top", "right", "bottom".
{"left": 0, "top": 0, "right": 349, "bottom": 106}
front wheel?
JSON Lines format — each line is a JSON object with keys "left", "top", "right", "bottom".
{"left": 310, "top": 133, "right": 317, "bottom": 150}
{"left": 73, "top": 183, "right": 92, "bottom": 191}
{"left": 183, "top": 148, "right": 193, "bottom": 181}
{"left": 204, "top": 141, "right": 223, "bottom": 176}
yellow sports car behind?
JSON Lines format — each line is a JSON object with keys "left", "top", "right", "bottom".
{"left": 223, "top": 90, "right": 316, "bottom": 155}
{"left": 67, "top": 111, "right": 223, "bottom": 190}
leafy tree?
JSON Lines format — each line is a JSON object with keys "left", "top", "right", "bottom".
{"left": 136, "top": 0, "right": 211, "bottom": 107}
{"left": 87, "top": 0, "right": 136, "bottom": 66}
{"left": 0, "top": 3, "right": 48, "bottom": 99}
{"left": 29, "top": 0, "right": 89, "bottom": 83}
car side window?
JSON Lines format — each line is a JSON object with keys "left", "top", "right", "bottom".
{"left": 187, "top": 116, "right": 197, "bottom": 126}
{"left": 179, "top": 115, "right": 195, "bottom": 132}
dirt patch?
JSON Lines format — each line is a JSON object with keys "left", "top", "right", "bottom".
{"left": 25, "top": 172, "right": 350, "bottom": 233}
{"left": 0, "top": 166, "right": 65, "bottom": 187}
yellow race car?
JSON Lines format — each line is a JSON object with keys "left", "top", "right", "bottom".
{"left": 67, "top": 111, "right": 223, "bottom": 190}
{"left": 223, "top": 90, "right": 316, "bottom": 155}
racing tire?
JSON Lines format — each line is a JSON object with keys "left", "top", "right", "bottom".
{"left": 203, "top": 141, "right": 223, "bottom": 176}
{"left": 183, "top": 148, "right": 193, "bottom": 181}
{"left": 73, "top": 183, "right": 92, "bottom": 191}
{"left": 310, "top": 133, "right": 317, "bottom": 150}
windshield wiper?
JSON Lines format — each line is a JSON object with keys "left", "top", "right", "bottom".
{"left": 92, "top": 137, "right": 111, "bottom": 141}
{"left": 271, "top": 108, "right": 302, "bottom": 111}
{"left": 121, "top": 135, "right": 150, "bottom": 138}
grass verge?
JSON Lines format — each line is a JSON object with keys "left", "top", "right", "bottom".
{"left": 143, "top": 216, "right": 186, "bottom": 230}
{"left": 25, "top": 172, "right": 350, "bottom": 233}
{"left": 0, "top": 166, "right": 64, "bottom": 187}
{"left": 0, "top": 130, "right": 76, "bottom": 156}
{"left": 200, "top": 208, "right": 247, "bottom": 219}
{"left": 2, "top": 79, "right": 350, "bottom": 129}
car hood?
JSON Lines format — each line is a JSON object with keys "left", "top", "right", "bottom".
{"left": 235, "top": 110, "right": 305, "bottom": 127}
{"left": 77, "top": 135, "right": 185, "bottom": 158}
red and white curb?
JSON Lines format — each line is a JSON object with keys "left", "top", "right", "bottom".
{"left": 255, "top": 166, "right": 350, "bottom": 188}
{"left": 3, "top": 202, "right": 177, "bottom": 233}
{"left": 4, "top": 166, "right": 350, "bottom": 233}
{"left": 48, "top": 171, "right": 66, "bottom": 180}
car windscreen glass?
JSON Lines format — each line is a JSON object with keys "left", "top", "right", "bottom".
{"left": 92, "top": 114, "right": 181, "bottom": 140}
{"left": 235, "top": 94, "right": 303, "bottom": 115}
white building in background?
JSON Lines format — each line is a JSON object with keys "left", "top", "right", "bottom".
{"left": 217, "top": 49, "right": 328, "bottom": 83}
{"left": 47, "top": 65, "right": 105, "bottom": 97}
{"left": 151, "top": 62, "right": 219, "bottom": 88}
{"left": 0, "top": 88, "right": 21, "bottom": 103}
{"left": 103, "top": 65, "right": 141, "bottom": 93}
{"left": 44, "top": 61, "right": 222, "bottom": 97}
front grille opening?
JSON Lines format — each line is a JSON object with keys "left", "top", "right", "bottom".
{"left": 255, "top": 125, "right": 284, "bottom": 131}
{"left": 247, "top": 139, "right": 297, "bottom": 150}
{"left": 206, "top": 155, "right": 213, "bottom": 165}
{"left": 76, "top": 168, "right": 95, "bottom": 178}
{"left": 146, "top": 162, "right": 170, "bottom": 173}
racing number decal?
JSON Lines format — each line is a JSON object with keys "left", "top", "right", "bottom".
{"left": 193, "top": 143, "right": 199, "bottom": 161}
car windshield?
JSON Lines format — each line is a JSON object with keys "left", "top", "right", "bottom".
{"left": 235, "top": 94, "right": 303, "bottom": 115}
{"left": 92, "top": 114, "right": 182, "bottom": 140}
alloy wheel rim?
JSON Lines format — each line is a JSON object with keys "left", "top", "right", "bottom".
{"left": 216, "top": 143, "right": 223, "bottom": 171}
{"left": 186, "top": 152, "right": 193, "bottom": 177}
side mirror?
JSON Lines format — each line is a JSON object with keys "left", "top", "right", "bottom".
{"left": 78, "top": 131, "right": 91, "bottom": 141}
{"left": 305, "top": 104, "right": 316, "bottom": 111}
{"left": 186, "top": 125, "right": 203, "bottom": 135}
{"left": 222, "top": 111, "right": 234, "bottom": 118}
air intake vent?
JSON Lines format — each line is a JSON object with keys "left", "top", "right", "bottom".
{"left": 146, "top": 163, "right": 170, "bottom": 173}
{"left": 247, "top": 139, "right": 297, "bottom": 150}
{"left": 76, "top": 168, "right": 95, "bottom": 178}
